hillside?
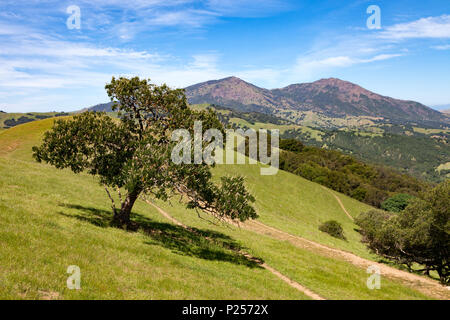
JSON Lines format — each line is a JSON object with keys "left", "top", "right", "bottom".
{"left": 0, "top": 118, "right": 448, "bottom": 300}
{"left": 185, "top": 77, "right": 446, "bottom": 123}
{"left": 0, "top": 112, "right": 69, "bottom": 129}
{"left": 199, "top": 104, "right": 449, "bottom": 182}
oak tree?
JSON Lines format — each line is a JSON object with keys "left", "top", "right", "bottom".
{"left": 33, "top": 77, "right": 257, "bottom": 228}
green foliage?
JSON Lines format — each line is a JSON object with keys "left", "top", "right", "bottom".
{"left": 279, "top": 138, "right": 304, "bottom": 153}
{"left": 4, "top": 116, "right": 34, "bottom": 127}
{"left": 381, "top": 193, "right": 415, "bottom": 212}
{"left": 319, "top": 220, "right": 346, "bottom": 240}
{"left": 356, "top": 180, "right": 450, "bottom": 284}
{"left": 206, "top": 104, "right": 291, "bottom": 127}
{"left": 278, "top": 142, "right": 426, "bottom": 208}
{"left": 209, "top": 176, "right": 256, "bottom": 222}
{"left": 283, "top": 127, "right": 450, "bottom": 183}
{"left": 33, "top": 77, "right": 256, "bottom": 227}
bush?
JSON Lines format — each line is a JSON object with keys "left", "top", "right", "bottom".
{"left": 4, "top": 116, "right": 33, "bottom": 127}
{"left": 381, "top": 193, "right": 414, "bottom": 212}
{"left": 35, "top": 115, "right": 52, "bottom": 119}
{"left": 319, "top": 220, "right": 346, "bottom": 240}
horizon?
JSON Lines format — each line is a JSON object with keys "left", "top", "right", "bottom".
{"left": 2, "top": 75, "right": 449, "bottom": 113}
{"left": 1, "top": 0, "right": 450, "bottom": 112}
{"left": 84, "top": 75, "right": 450, "bottom": 114}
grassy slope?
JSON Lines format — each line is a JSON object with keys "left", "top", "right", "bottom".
{"left": 212, "top": 164, "right": 374, "bottom": 259}
{"left": 0, "top": 112, "right": 65, "bottom": 129}
{"left": 0, "top": 119, "right": 433, "bottom": 299}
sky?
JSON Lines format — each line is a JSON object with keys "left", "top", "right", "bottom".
{"left": 0, "top": 0, "right": 450, "bottom": 112}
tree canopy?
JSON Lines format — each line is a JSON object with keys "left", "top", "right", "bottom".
{"left": 381, "top": 193, "right": 415, "bottom": 213}
{"left": 355, "top": 180, "right": 449, "bottom": 284}
{"left": 33, "top": 77, "right": 257, "bottom": 228}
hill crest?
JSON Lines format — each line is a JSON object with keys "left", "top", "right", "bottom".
{"left": 185, "top": 77, "right": 445, "bottom": 122}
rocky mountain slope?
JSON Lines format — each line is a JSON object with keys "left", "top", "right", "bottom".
{"left": 185, "top": 77, "right": 446, "bottom": 122}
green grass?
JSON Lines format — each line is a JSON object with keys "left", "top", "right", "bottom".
{"left": 0, "top": 157, "right": 307, "bottom": 300}
{"left": 0, "top": 112, "right": 67, "bottom": 129}
{"left": 0, "top": 119, "right": 438, "bottom": 299}
{"left": 413, "top": 127, "right": 449, "bottom": 135}
{"left": 152, "top": 199, "right": 431, "bottom": 300}
{"left": 212, "top": 163, "right": 374, "bottom": 259}
{"left": 0, "top": 117, "right": 70, "bottom": 160}
{"left": 228, "top": 118, "right": 298, "bottom": 134}
{"left": 436, "top": 162, "right": 450, "bottom": 172}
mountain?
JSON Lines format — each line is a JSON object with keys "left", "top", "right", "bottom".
{"left": 84, "top": 76, "right": 446, "bottom": 124}
{"left": 185, "top": 77, "right": 445, "bottom": 123}
{"left": 185, "top": 76, "right": 276, "bottom": 113}
{"left": 83, "top": 102, "right": 114, "bottom": 113}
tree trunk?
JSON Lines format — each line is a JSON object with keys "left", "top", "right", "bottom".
{"left": 113, "top": 189, "right": 141, "bottom": 228}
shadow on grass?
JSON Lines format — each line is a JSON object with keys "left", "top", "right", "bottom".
{"left": 58, "top": 203, "right": 263, "bottom": 269}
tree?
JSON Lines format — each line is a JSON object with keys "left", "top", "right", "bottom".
{"left": 355, "top": 180, "right": 449, "bottom": 284}
{"left": 279, "top": 138, "right": 304, "bottom": 153}
{"left": 381, "top": 193, "right": 415, "bottom": 212}
{"left": 33, "top": 77, "right": 257, "bottom": 228}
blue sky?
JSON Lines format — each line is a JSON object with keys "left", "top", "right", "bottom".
{"left": 1, "top": 0, "right": 450, "bottom": 112}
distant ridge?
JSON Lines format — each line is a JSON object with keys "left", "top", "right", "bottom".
{"left": 84, "top": 77, "right": 447, "bottom": 123}
{"left": 83, "top": 102, "right": 114, "bottom": 113}
{"left": 185, "top": 76, "right": 445, "bottom": 122}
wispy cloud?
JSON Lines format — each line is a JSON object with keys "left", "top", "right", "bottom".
{"left": 379, "top": 15, "right": 450, "bottom": 40}
{"left": 205, "top": 0, "right": 290, "bottom": 17}
{"left": 294, "top": 54, "right": 402, "bottom": 77}
{"left": 431, "top": 44, "right": 450, "bottom": 50}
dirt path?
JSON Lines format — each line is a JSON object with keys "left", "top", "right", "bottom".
{"left": 320, "top": 186, "right": 354, "bottom": 221}
{"left": 144, "top": 199, "right": 449, "bottom": 300}
{"left": 245, "top": 219, "right": 449, "bottom": 300}
{"left": 144, "top": 199, "right": 325, "bottom": 300}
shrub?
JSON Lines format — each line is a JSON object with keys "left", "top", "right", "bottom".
{"left": 4, "top": 116, "right": 33, "bottom": 127}
{"left": 319, "top": 220, "right": 346, "bottom": 240}
{"left": 35, "top": 115, "right": 52, "bottom": 119}
{"left": 381, "top": 193, "right": 414, "bottom": 212}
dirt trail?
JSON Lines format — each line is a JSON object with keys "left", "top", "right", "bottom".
{"left": 245, "top": 219, "right": 449, "bottom": 300}
{"left": 320, "top": 186, "right": 354, "bottom": 221}
{"left": 144, "top": 199, "right": 449, "bottom": 300}
{"left": 144, "top": 200, "right": 325, "bottom": 300}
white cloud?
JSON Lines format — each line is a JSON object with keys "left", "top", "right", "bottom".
{"left": 379, "top": 15, "right": 450, "bottom": 40}
{"left": 432, "top": 44, "right": 450, "bottom": 50}
{"left": 294, "top": 53, "right": 402, "bottom": 77}
{"left": 206, "top": 0, "right": 289, "bottom": 17}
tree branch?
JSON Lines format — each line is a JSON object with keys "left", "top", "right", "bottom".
{"left": 104, "top": 186, "right": 117, "bottom": 215}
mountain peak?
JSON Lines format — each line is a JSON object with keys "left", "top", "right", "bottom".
{"left": 184, "top": 77, "right": 444, "bottom": 122}
{"left": 222, "top": 76, "right": 242, "bottom": 81}
{"left": 216, "top": 76, "right": 255, "bottom": 86}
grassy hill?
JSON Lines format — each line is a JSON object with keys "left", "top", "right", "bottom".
{"left": 0, "top": 118, "right": 445, "bottom": 299}
{"left": 0, "top": 112, "right": 70, "bottom": 130}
